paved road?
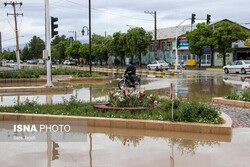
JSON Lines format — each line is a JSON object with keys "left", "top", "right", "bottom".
{"left": 213, "top": 104, "right": 250, "bottom": 128}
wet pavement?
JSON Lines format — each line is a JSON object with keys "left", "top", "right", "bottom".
{"left": 0, "top": 70, "right": 250, "bottom": 166}
{"left": 0, "top": 128, "right": 249, "bottom": 167}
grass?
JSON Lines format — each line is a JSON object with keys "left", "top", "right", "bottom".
{"left": 0, "top": 69, "right": 104, "bottom": 78}
{"left": 0, "top": 96, "right": 221, "bottom": 124}
{"left": 225, "top": 89, "right": 250, "bottom": 102}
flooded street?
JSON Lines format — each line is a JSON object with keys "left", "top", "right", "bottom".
{"left": 0, "top": 70, "right": 250, "bottom": 167}
{"left": 0, "top": 128, "right": 249, "bottom": 167}
{"left": 0, "top": 71, "right": 242, "bottom": 106}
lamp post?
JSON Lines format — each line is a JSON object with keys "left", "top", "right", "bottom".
{"left": 81, "top": 0, "right": 92, "bottom": 74}
{"left": 144, "top": 11, "right": 157, "bottom": 59}
{"left": 82, "top": 26, "right": 92, "bottom": 74}
{"left": 69, "top": 31, "right": 77, "bottom": 40}
{"left": 174, "top": 18, "right": 190, "bottom": 71}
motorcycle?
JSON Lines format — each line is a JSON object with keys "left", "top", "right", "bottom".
{"left": 118, "top": 74, "right": 141, "bottom": 90}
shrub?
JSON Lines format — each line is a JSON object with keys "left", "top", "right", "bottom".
{"left": 108, "top": 89, "right": 159, "bottom": 107}
{"left": 226, "top": 89, "right": 250, "bottom": 102}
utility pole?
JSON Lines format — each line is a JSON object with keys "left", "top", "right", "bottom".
{"left": 45, "top": 0, "right": 53, "bottom": 87}
{"left": 4, "top": 1, "right": 23, "bottom": 70}
{"left": 69, "top": 31, "right": 77, "bottom": 40}
{"left": 144, "top": 11, "right": 157, "bottom": 60}
{"left": 0, "top": 32, "right": 2, "bottom": 55}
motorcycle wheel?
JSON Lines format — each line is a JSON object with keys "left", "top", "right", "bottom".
{"left": 118, "top": 80, "right": 127, "bottom": 90}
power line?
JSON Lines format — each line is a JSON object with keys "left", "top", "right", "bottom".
{"left": 4, "top": 1, "right": 23, "bottom": 69}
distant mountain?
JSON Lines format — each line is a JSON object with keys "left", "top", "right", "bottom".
{"left": 2, "top": 43, "right": 26, "bottom": 51}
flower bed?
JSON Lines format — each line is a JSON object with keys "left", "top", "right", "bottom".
{"left": 108, "top": 88, "right": 159, "bottom": 108}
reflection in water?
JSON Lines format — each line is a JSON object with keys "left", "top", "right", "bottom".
{"left": 167, "top": 138, "right": 220, "bottom": 156}
{"left": 106, "top": 134, "right": 219, "bottom": 155}
{"left": 108, "top": 134, "right": 144, "bottom": 147}
{"left": 0, "top": 128, "right": 249, "bottom": 167}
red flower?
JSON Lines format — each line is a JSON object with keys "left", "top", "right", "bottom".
{"left": 139, "top": 92, "right": 145, "bottom": 98}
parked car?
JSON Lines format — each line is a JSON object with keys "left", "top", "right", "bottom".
{"left": 37, "top": 59, "right": 45, "bottom": 65}
{"left": 147, "top": 60, "right": 169, "bottom": 71}
{"left": 63, "top": 60, "right": 76, "bottom": 65}
{"left": 223, "top": 60, "right": 250, "bottom": 74}
{"left": 27, "top": 59, "right": 39, "bottom": 64}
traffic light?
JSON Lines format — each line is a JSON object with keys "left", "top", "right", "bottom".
{"left": 177, "top": 37, "right": 181, "bottom": 48}
{"left": 206, "top": 14, "right": 211, "bottom": 25}
{"left": 52, "top": 141, "right": 59, "bottom": 160}
{"left": 51, "top": 17, "right": 58, "bottom": 38}
{"left": 191, "top": 13, "right": 196, "bottom": 24}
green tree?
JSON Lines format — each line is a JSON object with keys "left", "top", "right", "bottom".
{"left": 65, "top": 40, "right": 82, "bottom": 63}
{"left": 52, "top": 41, "right": 68, "bottom": 62}
{"left": 112, "top": 32, "right": 127, "bottom": 66}
{"left": 91, "top": 34, "right": 113, "bottom": 65}
{"left": 2, "top": 50, "right": 16, "bottom": 60}
{"left": 79, "top": 43, "right": 89, "bottom": 64}
{"left": 186, "top": 23, "right": 214, "bottom": 68}
{"left": 126, "top": 27, "right": 152, "bottom": 66}
{"left": 28, "top": 36, "right": 45, "bottom": 59}
{"left": 21, "top": 44, "right": 30, "bottom": 60}
{"left": 213, "top": 21, "right": 250, "bottom": 66}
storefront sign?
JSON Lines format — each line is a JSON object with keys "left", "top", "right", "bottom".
{"left": 244, "top": 39, "right": 250, "bottom": 46}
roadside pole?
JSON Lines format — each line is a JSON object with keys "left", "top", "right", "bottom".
{"left": 170, "top": 83, "right": 174, "bottom": 121}
{"left": 45, "top": 0, "right": 53, "bottom": 87}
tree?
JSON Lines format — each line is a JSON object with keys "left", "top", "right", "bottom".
{"left": 79, "top": 43, "right": 89, "bottom": 64}
{"left": 213, "top": 21, "right": 250, "bottom": 66}
{"left": 91, "top": 34, "right": 113, "bottom": 65}
{"left": 65, "top": 40, "right": 82, "bottom": 63}
{"left": 126, "top": 27, "right": 152, "bottom": 67}
{"left": 28, "top": 36, "right": 45, "bottom": 59}
{"left": 21, "top": 44, "right": 31, "bottom": 60}
{"left": 2, "top": 50, "right": 16, "bottom": 60}
{"left": 186, "top": 23, "right": 214, "bottom": 68}
{"left": 112, "top": 32, "right": 127, "bottom": 66}
{"left": 52, "top": 41, "right": 68, "bottom": 62}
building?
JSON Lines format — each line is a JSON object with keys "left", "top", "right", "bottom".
{"left": 143, "top": 19, "right": 250, "bottom": 67}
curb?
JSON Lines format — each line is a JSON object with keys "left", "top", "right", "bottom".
{"left": 212, "top": 97, "right": 250, "bottom": 108}
{"left": 0, "top": 86, "right": 73, "bottom": 93}
{"left": 0, "top": 112, "right": 232, "bottom": 136}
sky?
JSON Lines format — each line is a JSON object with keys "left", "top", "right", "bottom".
{"left": 0, "top": 0, "right": 250, "bottom": 50}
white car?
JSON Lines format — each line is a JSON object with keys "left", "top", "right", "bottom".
{"left": 223, "top": 60, "right": 250, "bottom": 74}
{"left": 147, "top": 60, "right": 169, "bottom": 71}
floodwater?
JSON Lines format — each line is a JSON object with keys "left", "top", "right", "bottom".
{"left": 0, "top": 71, "right": 243, "bottom": 106}
{"left": 0, "top": 127, "right": 249, "bottom": 167}
{"left": 0, "top": 71, "right": 250, "bottom": 166}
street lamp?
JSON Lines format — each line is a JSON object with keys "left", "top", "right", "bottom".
{"left": 68, "top": 31, "right": 77, "bottom": 40}
{"left": 144, "top": 11, "right": 157, "bottom": 59}
{"left": 82, "top": 25, "right": 91, "bottom": 74}
{"left": 81, "top": 0, "right": 92, "bottom": 74}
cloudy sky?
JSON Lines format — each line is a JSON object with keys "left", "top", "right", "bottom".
{"left": 0, "top": 0, "right": 249, "bottom": 49}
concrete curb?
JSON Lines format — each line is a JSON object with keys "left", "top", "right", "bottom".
{"left": 0, "top": 86, "right": 73, "bottom": 93}
{"left": 0, "top": 112, "right": 232, "bottom": 135}
{"left": 212, "top": 97, "right": 250, "bottom": 108}
{"left": 61, "top": 66, "right": 182, "bottom": 77}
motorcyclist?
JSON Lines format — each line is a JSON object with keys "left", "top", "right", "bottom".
{"left": 124, "top": 61, "right": 136, "bottom": 87}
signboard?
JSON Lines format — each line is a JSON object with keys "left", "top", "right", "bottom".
{"left": 244, "top": 39, "right": 250, "bottom": 46}
{"left": 176, "top": 89, "right": 189, "bottom": 94}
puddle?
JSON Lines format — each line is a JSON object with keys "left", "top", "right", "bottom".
{"left": 0, "top": 128, "right": 248, "bottom": 167}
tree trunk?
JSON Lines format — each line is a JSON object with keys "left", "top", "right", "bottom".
{"left": 223, "top": 53, "right": 226, "bottom": 66}
{"left": 199, "top": 55, "right": 201, "bottom": 69}
{"left": 139, "top": 53, "right": 142, "bottom": 67}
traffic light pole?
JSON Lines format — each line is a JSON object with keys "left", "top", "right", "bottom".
{"left": 175, "top": 18, "right": 190, "bottom": 71}
{"left": 45, "top": 0, "right": 53, "bottom": 87}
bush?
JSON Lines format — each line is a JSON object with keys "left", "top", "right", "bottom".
{"left": 0, "top": 69, "right": 104, "bottom": 79}
{"left": 172, "top": 100, "right": 220, "bottom": 124}
{"left": 226, "top": 89, "right": 250, "bottom": 102}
